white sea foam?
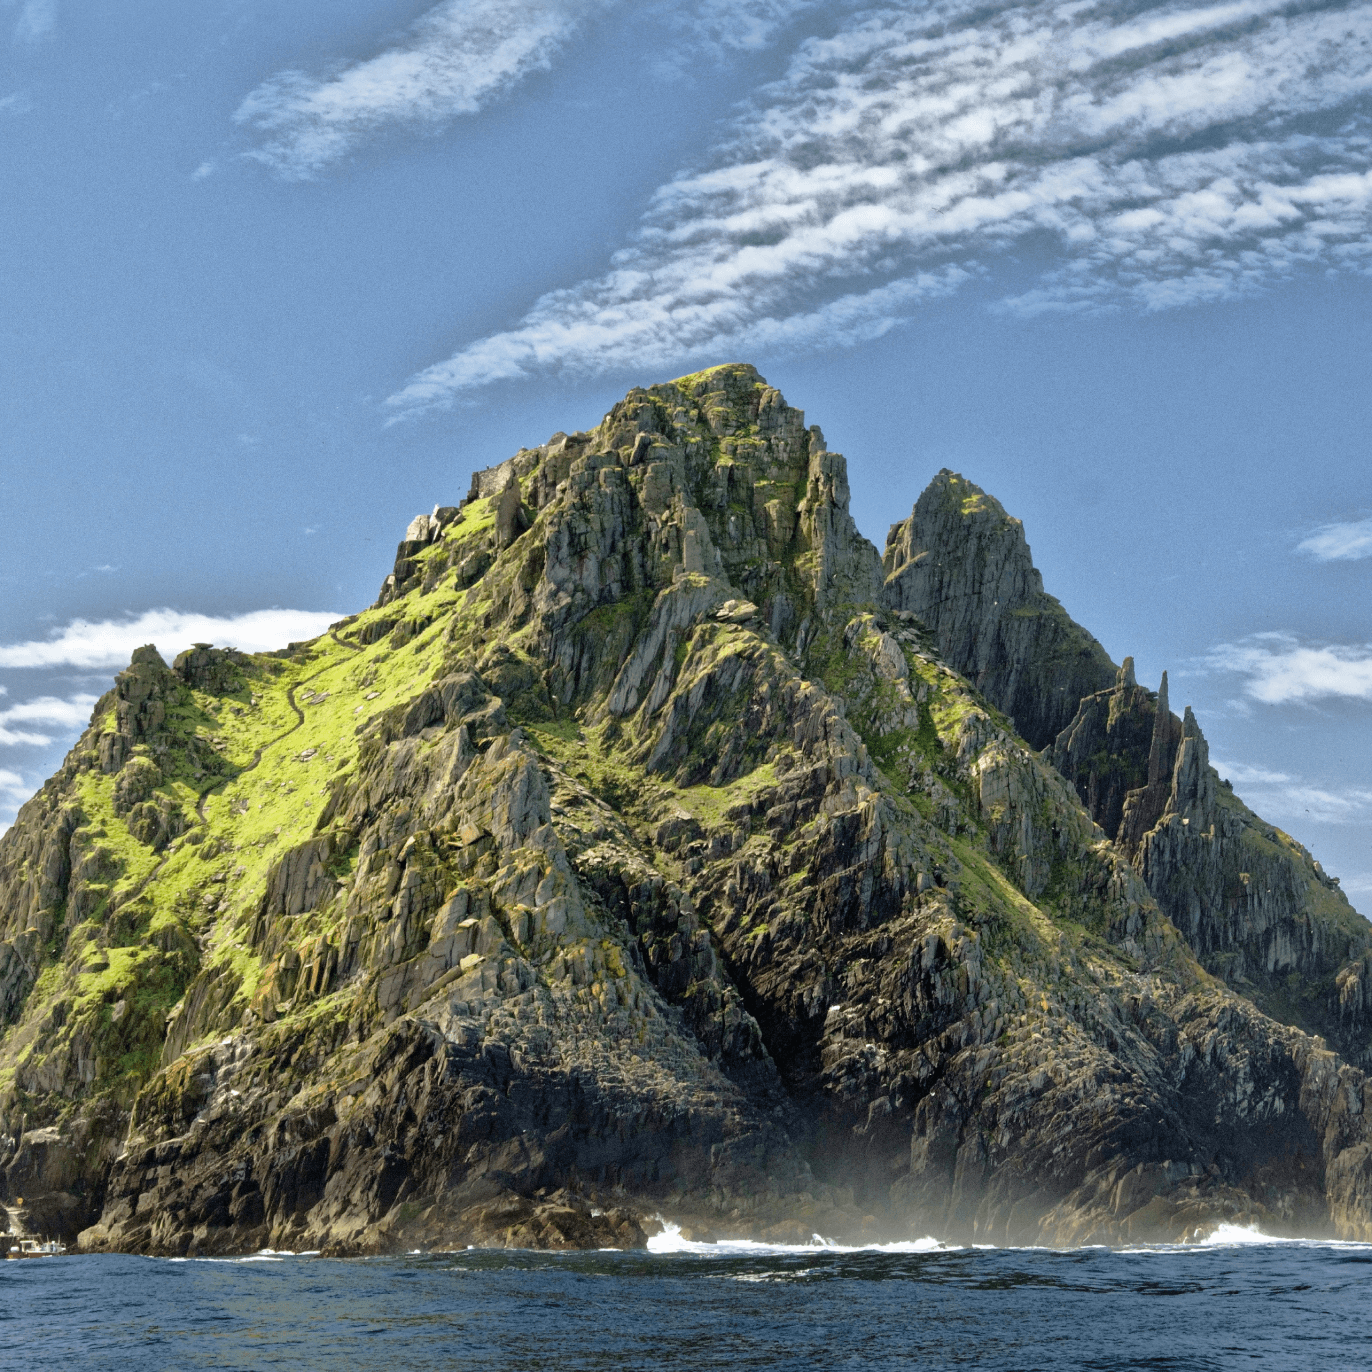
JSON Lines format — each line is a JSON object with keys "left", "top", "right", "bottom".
{"left": 1199, "top": 1223, "right": 1287, "bottom": 1246}
{"left": 646, "top": 1220, "right": 954, "bottom": 1255}
{"left": 647, "top": 1217, "right": 1372, "bottom": 1256}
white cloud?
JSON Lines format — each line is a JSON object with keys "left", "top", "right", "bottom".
{"left": 0, "top": 608, "right": 344, "bottom": 670}
{"left": 191, "top": 161, "right": 215, "bottom": 181}
{"left": 1213, "top": 757, "right": 1372, "bottom": 825}
{"left": 0, "top": 766, "right": 29, "bottom": 824}
{"left": 0, "top": 725, "right": 47, "bottom": 747}
{"left": 0, "top": 694, "right": 100, "bottom": 749}
{"left": 0, "top": 764, "right": 43, "bottom": 837}
{"left": 235, "top": 0, "right": 819, "bottom": 180}
{"left": 235, "top": 0, "right": 611, "bottom": 179}
{"left": 1208, "top": 633, "right": 1372, "bottom": 704}
{"left": 12, "top": 0, "right": 54, "bottom": 44}
{"left": 387, "top": 0, "right": 1372, "bottom": 408}
{"left": 1298, "top": 516, "right": 1372, "bottom": 562}
{"left": 0, "top": 91, "right": 33, "bottom": 115}
{"left": 659, "top": 0, "right": 821, "bottom": 53}
{"left": 391, "top": 264, "right": 971, "bottom": 402}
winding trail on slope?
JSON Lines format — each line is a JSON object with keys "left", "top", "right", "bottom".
{"left": 88, "top": 630, "right": 366, "bottom": 992}
{"left": 194, "top": 628, "right": 363, "bottom": 826}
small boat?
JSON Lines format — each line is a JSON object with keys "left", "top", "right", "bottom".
{"left": 6, "top": 1238, "right": 68, "bottom": 1258}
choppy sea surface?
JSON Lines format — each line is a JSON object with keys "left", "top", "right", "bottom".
{"left": 4, "top": 1224, "right": 1371, "bottom": 1369}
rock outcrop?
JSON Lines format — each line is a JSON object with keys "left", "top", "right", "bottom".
{"left": 881, "top": 470, "right": 1117, "bottom": 749}
{"left": 1052, "top": 659, "right": 1372, "bottom": 1068}
{"left": 3, "top": 364, "right": 1371, "bottom": 1255}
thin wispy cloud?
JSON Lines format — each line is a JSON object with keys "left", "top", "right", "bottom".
{"left": 1208, "top": 633, "right": 1372, "bottom": 705}
{"left": 236, "top": 0, "right": 612, "bottom": 180}
{"left": 0, "top": 608, "right": 343, "bottom": 670}
{"left": 1213, "top": 758, "right": 1372, "bottom": 826}
{"left": 1298, "top": 516, "right": 1372, "bottom": 562}
{"left": 0, "top": 694, "right": 98, "bottom": 748}
{"left": 387, "top": 0, "right": 1372, "bottom": 408}
{"left": 0, "top": 766, "right": 29, "bottom": 822}
{"left": 235, "top": 0, "right": 819, "bottom": 180}
{"left": 663, "top": 0, "right": 821, "bottom": 53}
{"left": 11, "top": 0, "right": 54, "bottom": 45}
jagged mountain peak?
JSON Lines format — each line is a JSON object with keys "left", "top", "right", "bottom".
{"left": 881, "top": 468, "right": 1117, "bottom": 749}
{"left": 902, "top": 468, "right": 1019, "bottom": 534}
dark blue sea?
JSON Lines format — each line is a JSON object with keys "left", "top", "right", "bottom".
{"left": 4, "top": 1225, "right": 1370, "bottom": 1369}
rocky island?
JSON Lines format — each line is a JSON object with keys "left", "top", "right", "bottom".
{"left": 3, "top": 364, "right": 1371, "bottom": 1254}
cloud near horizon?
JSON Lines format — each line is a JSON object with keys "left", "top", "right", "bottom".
{"left": 386, "top": 0, "right": 1372, "bottom": 410}
{"left": 0, "top": 608, "right": 344, "bottom": 671}
{"left": 1207, "top": 633, "right": 1372, "bottom": 705}
{"left": 0, "top": 694, "right": 99, "bottom": 748}
{"left": 1212, "top": 758, "right": 1372, "bottom": 827}
{"left": 1298, "top": 516, "right": 1372, "bottom": 562}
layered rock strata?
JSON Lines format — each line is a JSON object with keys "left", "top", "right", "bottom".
{"left": 1052, "top": 664, "right": 1372, "bottom": 1066}
{"left": 881, "top": 470, "right": 1117, "bottom": 749}
{"left": 2, "top": 365, "right": 1371, "bottom": 1255}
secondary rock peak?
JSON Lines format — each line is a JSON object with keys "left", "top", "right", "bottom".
{"left": 881, "top": 469, "right": 1116, "bottom": 749}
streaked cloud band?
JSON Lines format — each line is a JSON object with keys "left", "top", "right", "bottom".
{"left": 386, "top": 0, "right": 1372, "bottom": 408}
{"left": 235, "top": 0, "right": 817, "bottom": 180}
{"left": 236, "top": 0, "right": 604, "bottom": 180}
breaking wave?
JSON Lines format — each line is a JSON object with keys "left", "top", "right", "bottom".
{"left": 648, "top": 1218, "right": 1372, "bottom": 1255}
{"left": 646, "top": 1221, "right": 954, "bottom": 1255}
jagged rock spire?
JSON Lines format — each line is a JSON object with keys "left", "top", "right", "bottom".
{"left": 1165, "top": 705, "right": 1216, "bottom": 829}
{"left": 1146, "top": 670, "right": 1172, "bottom": 788}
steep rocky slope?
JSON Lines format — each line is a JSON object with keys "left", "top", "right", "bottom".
{"left": 882, "top": 471, "right": 1118, "bottom": 749}
{"left": 886, "top": 471, "right": 1372, "bottom": 1068}
{"left": 1052, "top": 664, "right": 1372, "bottom": 1066}
{"left": 3, "top": 365, "right": 1372, "bottom": 1254}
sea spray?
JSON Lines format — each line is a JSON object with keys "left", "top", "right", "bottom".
{"left": 646, "top": 1220, "right": 953, "bottom": 1256}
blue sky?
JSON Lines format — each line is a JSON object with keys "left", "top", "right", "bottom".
{"left": 2, "top": 0, "right": 1371, "bottom": 903}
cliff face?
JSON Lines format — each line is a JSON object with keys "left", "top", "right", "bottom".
{"left": 3, "top": 365, "right": 1372, "bottom": 1255}
{"left": 878, "top": 465, "right": 1372, "bottom": 1070}
{"left": 1051, "top": 665, "right": 1372, "bottom": 1067}
{"left": 881, "top": 471, "right": 1118, "bottom": 750}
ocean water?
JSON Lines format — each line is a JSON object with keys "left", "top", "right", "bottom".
{"left": 3, "top": 1225, "right": 1371, "bottom": 1370}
